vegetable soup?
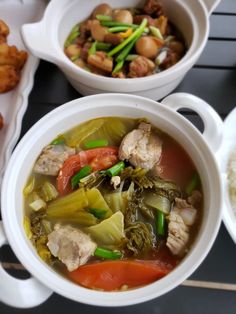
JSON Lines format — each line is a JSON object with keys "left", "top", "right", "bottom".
{"left": 24, "top": 117, "right": 203, "bottom": 291}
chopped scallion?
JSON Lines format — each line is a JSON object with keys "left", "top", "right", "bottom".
{"left": 71, "top": 165, "right": 92, "bottom": 189}
{"left": 96, "top": 14, "right": 113, "bottom": 21}
{"left": 94, "top": 247, "right": 122, "bottom": 260}
{"left": 89, "top": 208, "right": 108, "bottom": 219}
{"left": 102, "top": 161, "right": 125, "bottom": 177}
{"left": 185, "top": 173, "right": 200, "bottom": 196}
{"left": 156, "top": 210, "right": 165, "bottom": 237}
{"left": 88, "top": 41, "right": 97, "bottom": 56}
{"left": 84, "top": 139, "right": 108, "bottom": 149}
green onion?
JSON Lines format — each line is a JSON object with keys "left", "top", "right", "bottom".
{"left": 51, "top": 135, "right": 65, "bottom": 145}
{"left": 89, "top": 208, "right": 108, "bottom": 219}
{"left": 71, "top": 165, "right": 92, "bottom": 189}
{"left": 41, "top": 182, "right": 59, "bottom": 202}
{"left": 156, "top": 210, "right": 165, "bottom": 237}
{"left": 102, "top": 161, "right": 125, "bottom": 177}
{"left": 84, "top": 139, "right": 108, "bottom": 149}
{"left": 116, "top": 37, "right": 137, "bottom": 63}
{"left": 185, "top": 173, "right": 200, "bottom": 196}
{"left": 88, "top": 41, "right": 97, "bottom": 56}
{"left": 149, "top": 26, "right": 163, "bottom": 40}
{"left": 112, "top": 60, "right": 124, "bottom": 73}
{"left": 96, "top": 42, "right": 112, "bottom": 51}
{"left": 96, "top": 14, "right": 113, "bottom": 21}
{"left": 70, "top": 54, "right": 80, "bottom": 62}
{"left": 108, "top": 18, "right": 147, "bottom": 57}
{"left": 94, "top": 247, "right": 122, "bottom": 260}
{"left": 65, "top": 24, "right": 80, "bottom": 48}
{"left": 125, "top": 54, "right": 138, "bottom": 61}
{"left": 108, "top": 26, "right": 130, "bottom": 33}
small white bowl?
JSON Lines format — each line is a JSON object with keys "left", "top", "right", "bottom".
{"left": 0, "top": 93, "right": 223, "bottom": 308}
{"left": 22, "top": 0, "right": 220, "bottom": 100}
{"left": 217, "top": 108, "right": 236, "bottom": 243}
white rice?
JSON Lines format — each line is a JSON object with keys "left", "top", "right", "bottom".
{"left": 227, "top": 149, "right": 236, "bottom": 213}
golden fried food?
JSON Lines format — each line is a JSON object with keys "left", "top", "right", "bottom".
{"left": 0, "top": 19, "right": 9, "bottom": 44}
{"left": 0, "top": 65, "right": 20, "bottom": 93}
{"left": 0, "top": 20, "right": 27, "bottom": 93}
{"left": 0, "top": 43, "right": 28, "bottom": 70}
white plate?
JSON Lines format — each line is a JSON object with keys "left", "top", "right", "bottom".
{"left": 218, "top": 108, "right": 236, "bottom": 243}
{"left": 0, "top": 0, "right": 46, "bottom": 189}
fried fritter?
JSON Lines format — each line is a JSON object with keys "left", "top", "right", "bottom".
{"left": 0, "top": 19, "right": 9, "bottom": 44}
{"left": 0, "top": 65, "right": 20, "bottom": 93}
{"left": 0, "top": 20, "right": 27, "bottom": 93}
{"left": 0, "top": 43, "right": 28, "bottom": 70}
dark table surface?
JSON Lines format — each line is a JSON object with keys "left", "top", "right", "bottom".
{"left": 1, "top": 0, "right": 236, "bottom": 313}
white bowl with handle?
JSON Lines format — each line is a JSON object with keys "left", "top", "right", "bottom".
{"left": 1, "top": 92, "right": 223, "bottom": 308}
{"left": 22, "top": 0, "right": 221, "bottom": 100}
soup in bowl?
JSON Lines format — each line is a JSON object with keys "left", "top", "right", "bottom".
{"left": 1, "top": 93, "right": 222, "bottom": 307}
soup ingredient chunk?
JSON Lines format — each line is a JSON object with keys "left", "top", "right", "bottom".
{"left": 119, "top": 122, "right": 162, "bottom": 169}
{"left": 0, "top": 20, "right": 9, "bottom": 44}
{"left": 166, "top": 197, "right": 198, "bottom": 255}
{"left": 34, "top": 144, "right": 75, "bottom": 176}
{"left": 68, "top": 259, "right": 172, "bottom": 291}
{"left": 47, "top": 224, "right": 97, "bottom": 271}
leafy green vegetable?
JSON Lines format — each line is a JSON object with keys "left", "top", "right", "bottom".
{"left": 56, "top": 212, "right": 98, "bottom": 226}
{"left": 29, "top": 198, "right": 46, "bottom": 211}
{"left": 86, "top": 188, "right": 112, "bottom": 219}
{"left": 23, "top": 177, "right": 35, "bottom": 196}
{"left": 87, "top": 212, "right": 125, "bottom": 249}
{"left": 125, "top": 222, "right": 154, "bottom": 256}
{"left": 50, "top": 136, "right": 65, "bottom": 145}
{"left": 46, "top": 188, "right": 88, "bottom": 218}
{"left": 23, "top": 216, "right": 32, "bottom": 240}
{"left": 144, "top": 192, "right": 171, "bottom": 214}
{"left": 41, "top": 181, "right": 59, "bottom": 202}
{"left": 120, "top": 167, "right": 153, "bottom": 189}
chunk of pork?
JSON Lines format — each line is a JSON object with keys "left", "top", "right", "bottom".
{"left": 47, "top": 224, "right": 97, "bottom": 271}
{"left": 34, "top": 145, "right": 75, "bottom": 176}
{"left": 119, "top": 122, "right": 162, "bottom": 170}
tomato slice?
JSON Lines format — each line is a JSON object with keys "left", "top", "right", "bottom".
{"left": 57, "top": 147, "right": 118, "bottom": 195}
{"left": 68, "top": 260, "right": 173, "bottom": 291}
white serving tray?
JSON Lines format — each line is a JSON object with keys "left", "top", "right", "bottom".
{"left": 0, "top": 0, "right": 46, "bottom": 189}
{"left": 217, "top": 108, "right": 236, "bottom": 243}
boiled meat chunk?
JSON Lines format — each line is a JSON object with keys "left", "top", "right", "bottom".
{"left": 47, "top": 224, "right": 97, "bottom": 271}
{"left": 118, "top": 122, "right": 162, "bottom": 170}
{"left": 34, "top": 144, "right": 75, "bottom": 176}
{"left": 167, "top": 195, "right": 200, "bottom": 256}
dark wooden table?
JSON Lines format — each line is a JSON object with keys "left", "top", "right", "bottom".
{"left": 1, "top": 0, "right": 236, "bottom": 312}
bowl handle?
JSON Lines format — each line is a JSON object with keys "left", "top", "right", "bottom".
{"left": 161, "top": 93, "right": 223, "bottom": 153}
{"left": 22, "top": 21, "right": 58, "bottom": 64}
{"left": 201, "top": 0, "right": 221, "bottom": 15}
{"left": 0, "top": 221, "right": 53, "bottom": 308}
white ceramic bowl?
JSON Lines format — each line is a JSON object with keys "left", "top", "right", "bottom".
{"left": 0, "top": 93, "right": 223, "bottom": 308}
{"left": 22, "top": 0, "right": 220, "bottom": 100}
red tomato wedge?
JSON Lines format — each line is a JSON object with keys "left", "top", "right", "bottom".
{"left": 57, "top": 147, "right": 118, "bottom": 195}
{"left": 68, "top": 260, "right": 173, "bottom": 291}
